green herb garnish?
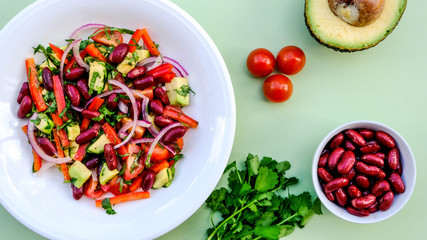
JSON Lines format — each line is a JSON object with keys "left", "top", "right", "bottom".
{"left": 102, "top": 198, "right": 117, "bottom": 215}
{"left": 205, "top": 153, "right": 322, "bottom": 240}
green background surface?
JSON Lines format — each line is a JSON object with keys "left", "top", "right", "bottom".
{"left": 0, "top": 0, "right": 425, "bottom": 239}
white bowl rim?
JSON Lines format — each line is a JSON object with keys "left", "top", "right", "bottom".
{"left": 312, "top": 120, "right": 416, "bottom": 224}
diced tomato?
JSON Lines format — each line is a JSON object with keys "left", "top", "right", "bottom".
{"left": 124, "top": 144, "right": 145, "bottom": 181}
{"left": 143, "top": 143, "right": 172, "bottom": 164}
{"left": 108, "top": 176, "right": 130, "bottom": 196}
{"left": 91, "top": 27, "right": 123, "bottom": 47}
{"left": 84, "top": 176, "right": 105, "bottom": 199}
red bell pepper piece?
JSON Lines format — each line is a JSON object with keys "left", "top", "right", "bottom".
{"left": 146, "top": 63, "right": 173, "bottom": 79}
{"left": 102, "top": 122, "right": 128, "bottom": 157}
{"left": 129, "top": 174, "right": 143, "bottom": 193}
{"left": 73, "top": 142, "right": 90, "bottom": 162}
{"left": 95, "top": 191, "right": 150, "bottom": 208}
{"left": 84, "top": 176, "right": 105, "bottom": 199}
{"left": 81, "top": 97, "right": 105, "bottom": 131}
{"left": 49, "top": 43, "right": 68, "bottom": 64}
{"left": 53, "top": 130, "right": 71, "bottom": 181}
{"left": 51, "top": 113, "right": 70, "bottom": 147}
{"left": 85, "top": 43, "right": 108, "bottom": 62}
{"left": 149, "top": 160, "right": 169, "bottom": 174}
{"left": 140, "top": 28, "right": 160, "bottom": 56}
{"left": 163, "top": 108, "right": 198, "bottom": 129}
{"left": 52, "top": 75, "right": 67, "bottom": 115}
{"left": 128, "top": 29, "right": 144, "bottom": 53}
{"left": 26, "top": 58, "right": 48, "bottom": 112}
{"left": 64, "top": 49, "right": 88, "bottom": 72}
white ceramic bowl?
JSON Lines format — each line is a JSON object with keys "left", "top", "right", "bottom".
{"left": 312, "top": 120, "right": 416, "bottom": 224}
{"left": 0, "top": 0, "right": 235, "bottom": 239}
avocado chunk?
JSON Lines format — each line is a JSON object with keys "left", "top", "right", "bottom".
{"left": 88, "top": 61, "right": 107, "bottom": 94}
{"left": 116, "top": 49, "right": 150, "bottom": 75}
{"left": 87, "top": 134, "right": 111, "bottom": 154}
{"left": 153, "top": 167, "right": 174, "bottom": 189}
{"left": 165, "top": 77, "right": 191, "bottom": 106}
{"left": 99, "top": 162, "right": 119, "bottom": 185}
{"left": 65, "top": 141, "right": 79, "bottom": 160}
{"left": 66, "top": 122, "right": 80, "bottom": 141}
{"left": 305, "top": 0, "right": 406, "bottom": 51}
{"left": 35, "top": 113, "right": 54, "bottom": 134}
{"left": 69, "top": 161, "right": 92, "bottom": 188}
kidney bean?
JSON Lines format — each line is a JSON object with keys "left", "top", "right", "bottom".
{"left": 335, "top": 188, "right": 348, "bottom": 207}
{"left": 351, "top": 194, "right": 376, "bottom": 209}
{"left": 360, "top": 154, "right": 384, "bottom": 168}
{"left": 154, "top": 87, "right": 170, "bottom": 105}
{"left": 104, "top": 143, "right": 118, "bottom": 170}
{"left": 345, "top": 129, "right": 366, "bottom": 146}
{"left": 371, "top": 179, "right": 391, "bottom": 197}
{"left": 355, "top": 161, "right": 380, "bottom": 176}
{"left": 127, "top": 66, "right": 147, "bottom": 79}
{"left": 42, "top": 67, "right": 54, "bottom": 91}
{"left": 374, "top": 152, "right": 385, "bottom": 159}
{"left": 324, "top": 177, "right": 349, "bottom": 193}
{"left": 337, "top": 150, "right": 356, "bottom": 175}
{"left": 82, "top": 109, "right": 101, "bottom": 120}
{"left": 358, "top": 129, "right": 374, "bottom": 140}
{"left": 379, "top": 191, "right": 394, "bottom": 211}
{"left": 347, "top": 206, "right": 370, "bottom": 217}
{"left": 355, "top": 175, "right": 371, "bottom": 189}
{"left": 328, "top": 147, "right": 345, "bottom": 171}
{"left": 130, "top": 100, "right": 141, "bottom": 120}
{"left": 342, "top": 168, "right": 356, "bottom": 181}
{"left": 150, "top": 99, "right": 164, "bottom": 115}
{"left": 329, "top": 132, "right": 344, "bottom": 149}
{"left": 347, "top": 185, "right": 362, "bottom": 199}
{"left": 396, "top": 161, "right": 403, "bottom": 175}
{"left": 318, "top": 167, "right": 333, "bottom": 182}
{"left": 326, "top": 192, "right": 335, "bottom": 201}
{"left": 17, "top": 82, "right": 30, "bottom": 104}
{"left": 375, "top": 130, "right": 396, "bottom": 148}
{"left": 65, "top": 67, "right": 86, "bottom": 81}
{"left": 109, "top": 43, "right": 129, "bottom": 64}
{"left": 376, "top": 169, "right": 386, "bottom": 179}
{"left": 318, "top": 151, "right": 330, "bottom": 168}
{"left": 17, "top": 95, "right": 32, "bottom": 118}
{"left": 344, "top": 140, "right": 356, "bottom": 151}
{"left": 65, "top": 84, "right": 81, "bottom": 107}
{"left": 367, "top": 201, "right": 379, "bottom": 213}
{"left": 154, "top": 115, "right": 174, "bottom": 128}
{"left": 388, "top": 172, "right": 405, "bottom": 193}
{"left": 133, "top": 74, "right": 155, "bottom": 90}
{"left": 76, "top": 78, "right": 91, "bottom": 100}
{"left": 360, "top": 142, "right": 381, "bottom": 154}
{"left": 37, "top": 137, "right": 57, "bottom": 156}
{"left": 71, "top": 184, "right": 84, "bottom": 200}
{"left": 85, "top": 157, "right": 99, "bottom": 169}
{"left": 162, "top": 126, "right": 187, "bottom": 144}
{"left": 387, "top": 147, "right": 400, "bottom": 171}
{"left": 75, "top": 124, "right": 101, "bottom": 144}
{"left": 141, "top": 170, "right": 156, "bottom": 191}
{"left": 107, "top": 93, "right": 118, "bottom": 111}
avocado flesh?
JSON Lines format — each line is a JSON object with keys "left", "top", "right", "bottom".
{"left": 305, "top": 0, "right": 407, "bottom": 52}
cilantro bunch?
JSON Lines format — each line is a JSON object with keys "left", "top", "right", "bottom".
{"left": 205, "top": 154, "right": 322, "bottom": 240}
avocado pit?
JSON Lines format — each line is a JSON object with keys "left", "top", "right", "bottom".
{"left": 328, "top": 0, "right": 385, "bottom": 27}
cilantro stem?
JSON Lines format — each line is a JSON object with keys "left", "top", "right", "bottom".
{"left": 278, "top": 213, "right": 298, "bottom": 225}
{"left": 206, "top": 198, "right": 258, "bottom": 240}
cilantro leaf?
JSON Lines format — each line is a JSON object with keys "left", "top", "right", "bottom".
{"left": 101, "top": 198, "right": 116, "bottom": 215}
{"left": 254, "top": 166, "right": 278, "bottom": 192}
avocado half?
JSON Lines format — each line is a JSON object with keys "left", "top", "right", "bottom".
{"left": 304, "top": 0, "right": 407, "bottom": 52}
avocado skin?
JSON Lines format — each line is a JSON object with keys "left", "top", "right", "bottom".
{"left": 304, "top": 0, "right": 407, "bottom": 52}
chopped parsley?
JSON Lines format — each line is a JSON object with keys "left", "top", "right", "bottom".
{"left": 174, "top": 85, "right": 195, "bottom": 97}
{"left": 101, "top": 198, "right": 117, "bottom": 215}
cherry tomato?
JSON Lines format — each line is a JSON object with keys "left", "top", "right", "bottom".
{"left": 276, "top": 46, "right": 305, "bottom": 75}
{"left": 246, "top": 48, "right": 275, "bottom": 77}
{"left": 108, "top": 176, "right": 130, "bottom": 196}
{"left": 91, "top": 27, "right": 123, "bottom": 47}
{"left": 263, "top": 74, "right": 293, "bottom": 103}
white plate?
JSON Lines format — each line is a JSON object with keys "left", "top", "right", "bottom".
{"left": 0, "top": 0, "right": 235, "bottom": 239}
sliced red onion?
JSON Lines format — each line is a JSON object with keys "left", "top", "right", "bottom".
{"left": 108, "top": 80, "right": 138, "bottom": 149}
{"left": 72, "top": 38, "right": 90, "bottom": 71}
{"left": 70, "top": 105, "right": 83, "bottom": 112}
{"left": 136, "top": 56, "right": 163, "bottom": 71}
{"left": 59, "top": 40, "right": 79, "bottom": 84}
{"left": 84, "top": 89, "right": 125, "bottom": 109}
{"left": 118, "top": 131, "right": 128, "bottom": 139}
{"left": 70, "top": 23, "right": 106, "bottom": 40}
{"left": 117, "top": 100, "right": 128, "bottom": 113}
{"left": 136, "top": 56, "right": 157, "bottom": 67}
{"left": 130, "top": 89, "right": 149, "bottom": 101}
{"left": 34, "top": 162, "right": 55, "bottom": 178}
{"left": 162, "top": 56, "right": 188, "bottom": 78}
{"left": 144, "top": 122, "right": 181, "bottom": 166}
{"left": 131, "top": 138, "right": 154, "bottom": 145}
{"left": 141, "top": 97, "right": 159, "bottom": 136}
{"left": 28, "top": 113, "right": 72, "bottom": 164}
{"left": 119, "top": 120, "right": 151, "bottom": 134}
{"left": 91, "top": 168, "right": 98, "bottom": 182}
